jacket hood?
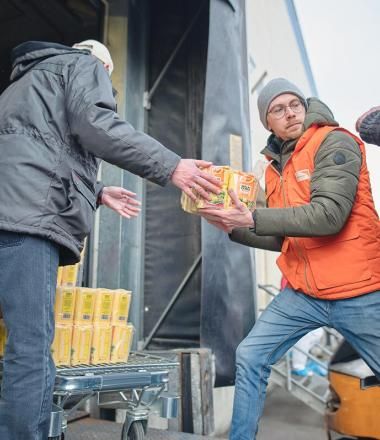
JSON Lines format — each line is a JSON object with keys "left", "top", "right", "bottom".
{"left": 303, "top": 97, "right": 338, "bottom": 129}
{"left": 10, "top": 41, "right": 88, "bottom": 82}
{"left": 261, "top": 97, "right": 339, "bottom": 161}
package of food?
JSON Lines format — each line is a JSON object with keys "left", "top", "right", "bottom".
{"left": 51, "top": 324, "right": 72, "bottom": 366}
{"left": 71, "top": 325, "right": 93, "bottom": 365}
{"left": 195, "top": 166, "right": 231, "bottom": 209}
{"left": 61, "top": 264, "right": 79, "bottom": 286}
{"left": 91, "top": 324, "right": 112, "bottom": 364}
{"left": 93, "top": 289, "right": 114, "bottom": 324}
{"left": 0, "top": 319, "right": 7, "bottom": 358}
{"left": 181, "top": 164, "right": 261, "bottom": 214}
{"left": 56, "top": 267, "right": 63, "bottom": 287}
{"left": 74, "top": 288, "right": 96, "bottom": 324}
{"left": 227, "top": 170, "right": 259, "bottom": 211}
{"left": 55, "top": 287, "right": 76, "bottom": 324}
{"left": 110, "top": 323, "right": 134, "bottom": 363}
{"left": 111, "top": 290, "right": 132, "bottom": 326}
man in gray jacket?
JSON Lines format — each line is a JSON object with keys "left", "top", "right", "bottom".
{"left": 199, "top": 78, "right": 380, "bottom": 439}
{"left": 0, "top": 40, "right": 219, "bottom": 440}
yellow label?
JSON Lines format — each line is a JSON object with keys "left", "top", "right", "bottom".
{"left": 93, "top": 289, "right": 114, "bottom": 323}
{"left": 91, "top": 324, "right": 112, "bottom": 364}
{"left": 111, "top": 290, "right": 132, "bottom": 325}
{"left": 71, "top": 325, "right": 93, "bottom": 366}
{"left": 74, "top": 288, "right": 96, "bottom": 324}
{"left": 110, "top": 324, "right": 134, "bottom": 363}
{"left": 61, "top": 264, "right": 79, "bottom": 286}
{"left": 55, "top": 287, "right": 76, "bottom": 323}
{"left": 51, "top": 325, "right": 72, "bottom": 366}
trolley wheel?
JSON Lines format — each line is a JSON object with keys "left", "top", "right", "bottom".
{"left": 122, "top": 420, "right": 145, "bottom": 440}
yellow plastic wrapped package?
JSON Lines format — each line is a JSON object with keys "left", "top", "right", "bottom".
{"left": 91, "top": 324, "right": 112, "bottom": 364}
{"left": 181, "top": 165, "right": 260, "bottom": 214}
{"left": 93, "top": 289, "right": 114, "bottom": 324}
{"left": 195, "top": 166, "right": 231, "bottom": 209}
{"left": 227, "top": 170, "right": 259, "bottom": 211}
{"left": 56, "top": 267, "right": 63, "bottom": 287}
{"left": 51, "top": 324, "right": 72, "bottom": 366}
{"left": 74, "top": 288, "right": 96, "bottom": 325}
{"left": 111, "top": 290, "right": 132, "bottom": 325}
{"left": 55, "top": 287, "right": 76, "bottom": 324}
{"left": 110, "top": 323, "right": 134, "bottom": 363}
{"left": 71, "top": 325, "right": 93, "bottom": 366}
{"left": 61, "top": 264, "right": 79, "bottom": 286}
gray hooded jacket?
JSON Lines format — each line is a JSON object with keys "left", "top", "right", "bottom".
{"left": 0, "top": 41, "right": 180, "bottom": 264}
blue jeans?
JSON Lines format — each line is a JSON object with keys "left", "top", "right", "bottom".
{"left": 230, "top": 287, "right": 380, "bottom": 440}
{"left": 0, "top": 231, "right": 59, "bottom": 440}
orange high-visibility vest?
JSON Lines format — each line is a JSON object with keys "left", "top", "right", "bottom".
{"left": 266, "top": 125, "right": 380, "bottom": 299}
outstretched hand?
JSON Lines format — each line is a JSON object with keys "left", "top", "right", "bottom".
{"left": 100, "top": 186, "right": 141, "bottom": 219}
{"left": 199, "top": 189, "right": 254, "bottom": 231}
{"left": 171, "top": 159, "right": 221, "bottom": 201}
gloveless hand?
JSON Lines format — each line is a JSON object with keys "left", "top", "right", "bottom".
{"left": 171, "top": 159, "right": 221, "bottom": 201}
{"left": 100, "top": 186, "right": 141, "bottom": 219}
{"left": 199, "top": 189, "right": 254, "bottom": 230}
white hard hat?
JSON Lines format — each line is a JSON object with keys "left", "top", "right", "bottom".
{"left": 73, "top": 39, "right": 114, "bottom": 76}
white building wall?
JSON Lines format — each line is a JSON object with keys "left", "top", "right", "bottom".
{"left": 245, "top": 0, "right": 315, "bottom": 309}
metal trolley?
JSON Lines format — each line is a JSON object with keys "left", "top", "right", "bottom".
{"left": 39, "top": 352, "right": 178, "bottom": 440}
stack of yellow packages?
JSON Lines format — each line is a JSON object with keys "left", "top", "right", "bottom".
{"left": 53, "top": 241, "right": 134, "bottom": 366}
{"left": 52, "top": 287, "right": 134, "bottom": 366}
{"left": 181, "top": 165, "right": 259, "bottom": 214}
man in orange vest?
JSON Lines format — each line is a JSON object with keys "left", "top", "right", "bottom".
{"left": 199, "top": 78, "right": 380, "bottom": 439}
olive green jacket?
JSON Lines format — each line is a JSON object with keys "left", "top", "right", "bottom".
{"left": 230, "top": 98, "right": 362, "bottom": 251}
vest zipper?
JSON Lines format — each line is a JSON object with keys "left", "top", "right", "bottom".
{"left": 270, "top": 162, "right": 315, "bottom": 296}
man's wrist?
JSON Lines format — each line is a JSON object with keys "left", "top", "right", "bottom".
{"left": 248, "top": 211, "right": 256, "bottom": 232}
{"left": 97, "top": 188, "right": 104, "bottom": 206}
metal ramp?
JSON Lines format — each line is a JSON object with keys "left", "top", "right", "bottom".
{"left": 259, "top": 284, "right": 342, "bottom": 415}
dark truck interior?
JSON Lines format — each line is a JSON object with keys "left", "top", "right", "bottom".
{"left": 0, "top": 0, "right": 104, "bottom": 93}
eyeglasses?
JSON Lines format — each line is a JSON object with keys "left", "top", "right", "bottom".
{"left": 267, "top": 99, "right": 304, "bottom": 120}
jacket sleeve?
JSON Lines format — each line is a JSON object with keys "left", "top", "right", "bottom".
{"left": 95, "top": 181, "right": 104, "bottom": 207}
{"left": 65, "top": 56, "right": 181, "bottom": 186}
{"left": 358, "top": 108, "right": 380, "bottom": 146}
{"left": 229, "top": 228, "right": 283, "bottom": 251}
{"left": 255, "top": 130, "right": 362, "bottom": 237}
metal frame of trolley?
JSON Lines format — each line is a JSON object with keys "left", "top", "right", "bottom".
{"left": 1, "top": 352, "right": 179, "bottom": 440}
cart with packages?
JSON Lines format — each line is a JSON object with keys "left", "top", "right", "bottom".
{"left": 1, "top": 351, "right": 179, "bottom": 440}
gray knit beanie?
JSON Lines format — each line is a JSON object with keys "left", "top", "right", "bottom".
{"left": 257, "top": 78, "right": 307, "bottom": 129}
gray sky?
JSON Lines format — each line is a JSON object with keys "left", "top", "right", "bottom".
{"left": 294, "top": 0, "right": 380, "bottom": 206}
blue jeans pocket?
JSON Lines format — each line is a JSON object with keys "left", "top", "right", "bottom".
{"left": 0, "top": 231, "right": 26, "bottom": 248}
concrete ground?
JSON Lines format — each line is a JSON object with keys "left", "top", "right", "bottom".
{"left": 258, "top": 385, "right": 325, "bottom": 440}
{"left": 66, "top": 385, "right": 326, "bottom": 439}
